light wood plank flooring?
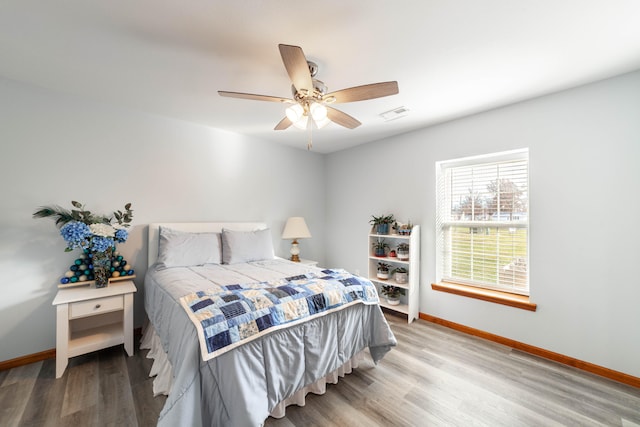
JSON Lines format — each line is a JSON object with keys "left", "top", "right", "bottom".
{"left": 1, "top": 314, "right": 639, "bottom": 426}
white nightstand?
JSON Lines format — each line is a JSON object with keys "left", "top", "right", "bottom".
{"left": 52, "top": 280, "right": 137, "bottom": 378}
{"left": 299, "top": 259, "right": 319, "bottom": 267}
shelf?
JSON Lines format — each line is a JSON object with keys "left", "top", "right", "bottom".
{"left": 58, "top": 274, "right": 136, "bottom": 289}
{"left": 68, "top": 321, "right": 124, "bottom": 358}
{"left": 369, "top": 276, "right": 410, "bottom": 290}
{"left": 369, "top": 256, "right": 410, "bottom": 264}
{"left": 369, "top": 233, "right": 411, "bottom": 240}
{"left": 379, "top": 299, "right": 409, "bottom": 314}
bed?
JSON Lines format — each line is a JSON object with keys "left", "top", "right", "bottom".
{"left": 141, "top": 222, "right": 397, "bottom": 427}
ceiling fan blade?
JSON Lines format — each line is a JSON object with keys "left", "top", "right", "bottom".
{"left": 218, "top": 91, "right": 292, "bottom": 103}
{"left": 274, "top": 117, "right": 293, "bottom": 130}
{"left": 327, "top": 106, "right": 361, "bottom": 129}
{"left": 324, "top": 81, "right": 399, "bottom": 103}
{"left": 278, "top": 44, "right": 313, "bottom": 92}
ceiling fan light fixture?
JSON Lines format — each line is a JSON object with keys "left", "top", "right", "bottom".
{"left": 314, "top": 115, "right": 330, "bottom": 129}
{"left": 285, "top": 103, "right": 304, "bottom": 122}
{"left": 292, "top": 115, "right": 309, "bottom": 130}
{"left": 310, "top": 102, "right": 327, "bottom": 121}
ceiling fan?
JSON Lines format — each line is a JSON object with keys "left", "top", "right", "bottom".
{"left": 218, "top": 44, "right": 399, "bottom": 148}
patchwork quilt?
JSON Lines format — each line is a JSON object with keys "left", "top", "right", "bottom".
{"left": 179, "top": 269, "right": 380, "bottom": 361}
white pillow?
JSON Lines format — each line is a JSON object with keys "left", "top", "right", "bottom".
{"left": 221, "top": 228, "right": 275, "bottom": 264}
{"left": 157, "top": 226, "right": 222, "bottom": 268}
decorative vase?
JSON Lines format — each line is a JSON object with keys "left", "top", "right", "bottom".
{"left": 395, "top": 272, "right": 408, "bottom": 284}
{"left": 386, "top": 297, "right": 400, "bottom": 306}
{"left": 376, "top": 223, "right": 389, "bottom": 235}
{"left": 377, "top": 271, "right": 389, "bottom": 280}
{"left": 397, "top": 250, "right": 409, "bottom": 261}
{"left": 92, "top": 248, "right": 112, "bottom": 288}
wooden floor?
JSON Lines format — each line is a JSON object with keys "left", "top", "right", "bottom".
{"left": 1, "top": 313, "right": 639, "bottom": 427}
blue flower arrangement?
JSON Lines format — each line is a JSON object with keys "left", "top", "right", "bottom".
{"left": 34, "top": 201, "right": 134, "bottom": 286}
{"left": 59, "top": 220, "right": 129, "bottom": 252}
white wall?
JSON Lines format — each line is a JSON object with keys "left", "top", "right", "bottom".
{"left": 0, "top": 77, "right": 325, "bottom": 362}
{"left": 325, "top": 70, "right": 640, "bottom": 378}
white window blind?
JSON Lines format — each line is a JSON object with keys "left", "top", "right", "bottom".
{"left": 436, "top": 149, "right": 529, "bottom": 295}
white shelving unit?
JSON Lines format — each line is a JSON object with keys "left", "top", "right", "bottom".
{"left": 368, "top": 225, "right": 420, "bottom": 323}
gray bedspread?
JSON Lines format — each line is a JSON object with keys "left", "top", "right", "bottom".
{"left": 144, "top": 259, "right": 397, "bottom": 427}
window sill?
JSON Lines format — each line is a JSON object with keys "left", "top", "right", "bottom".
{"left": 431, "top": 282, "right": 537, "bottom": 311}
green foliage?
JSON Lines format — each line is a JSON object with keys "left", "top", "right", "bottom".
{"left": 377, "top": 262, "right": 391, "bottom": 272}
{"left": 372, "top": 239, "right": 389, "bottom": 250}
{"left": 449, "top": 226, "right": 527, "bottom": 287}
{"left": 113, "top": 203, "right": 134, "bottom": 226}
{"left": 391, "top": 267, "right": 408, "bottom": 274}
{"left": 33, "top": 201, "right": 134, "bottom": 228}
{"left": 396, "top": 243, "right": 409, "bottom": 252}
{"left": 369, "top": 214, "right": 395, "bottom": 226}
{"left": 380, "top": 285, "right": 405, "bottom": 298}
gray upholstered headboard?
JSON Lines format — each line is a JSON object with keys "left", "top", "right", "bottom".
{"left": 147, "top": 222, "right": 267, "bottom": 266}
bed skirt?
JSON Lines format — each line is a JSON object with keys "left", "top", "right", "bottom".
{"left": 140, "top": 323, "right": 366, "bottom": 420}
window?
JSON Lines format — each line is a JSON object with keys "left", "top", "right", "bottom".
{"left": 436, "top": 149, "right": 529, "bottom": 295}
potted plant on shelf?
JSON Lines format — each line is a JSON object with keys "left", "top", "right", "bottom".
{"left": 396, "top": 243, "right": 410, "bottom": 260}
{"left": 372, "top": 239, "right": 389, "bottom": 257}
{"left": 392, "top": 267, "right": 408, "bottom": 284}
{"left": 377, "top": 262, "right": 391, "bottom": 280}
{"left": 380, "top": 285, "right": 405, "bottom": 305}
{"left": 369, "top": 214, "right": 395, "bottom": 235}
{"left": 397, "top": 221, "right": 413, "bottom": 236}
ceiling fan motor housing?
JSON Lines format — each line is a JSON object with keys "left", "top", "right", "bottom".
{"left": 307, "top": 60, "right": 318, "bottom": 77}
{"left": 291, "top": 81, "right": 327, "bottom": 103}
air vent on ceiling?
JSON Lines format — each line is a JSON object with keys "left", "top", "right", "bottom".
{"left": 380, "top": 106, "right": 409, "bottom": 122}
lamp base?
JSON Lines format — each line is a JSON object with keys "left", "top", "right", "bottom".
{"left": 289, "top": 239, "right": 301, "bottom": 262}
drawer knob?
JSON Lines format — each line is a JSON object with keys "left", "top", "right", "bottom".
{"left": 95, "top": 304, "right": 101, "bottom": 309}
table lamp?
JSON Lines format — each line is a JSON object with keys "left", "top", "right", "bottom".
{"left": 281, "top": 217, "right": 312, "bottom": 262}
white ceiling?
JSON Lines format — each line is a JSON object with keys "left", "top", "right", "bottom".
{"left": 2, "top": 1, "right": 640, "bottom": 153}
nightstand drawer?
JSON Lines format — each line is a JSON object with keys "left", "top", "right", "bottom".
{"left": 69, "top": 295, "right": 123, "bottom": 319}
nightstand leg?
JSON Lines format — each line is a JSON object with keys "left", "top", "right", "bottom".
{"left": 56, "top": 304, "right": 69, "bottom": 378}
{"left": 123, "top": 293, "right": 134, "bottom": 356}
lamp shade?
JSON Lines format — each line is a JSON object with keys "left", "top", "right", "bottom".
{"left": 282, "top": 217, "right": 312, "bottom": 239}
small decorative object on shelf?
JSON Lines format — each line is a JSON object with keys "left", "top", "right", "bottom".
{"left": 396, "top": 243, "right": 410, "bottom": 260}
{"left": 33, "top": 201, "right": 134, "bottom": 288}
{"left": 392, "top": 267, "right": 408, "bottom": 284}
{"left": 380, "top": 285, "right": 405, "bottom": 306}
{"left": 377, "top": 262, "right": 391, "bottom": 280}
{"left": 59, "top": 249, "right": 135, "bottom": 288}
{"left": 369, "top": 214, "right": 395, "bottom": 235}
{"left": 396, "top": 221, "right": 413, "bottom": 236}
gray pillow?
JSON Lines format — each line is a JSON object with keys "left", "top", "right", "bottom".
{"left": 157, "top": 226, "right": 222, "bottom": 268}
{"left": 221, "top": 228, "right": 275, "bottom": 264}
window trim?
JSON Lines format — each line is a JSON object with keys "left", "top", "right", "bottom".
{"left": 431, "top": 281, "right": 537, "bottom": 311}
{"left": 436, "top": 148, "right": 530, "bottom": 295}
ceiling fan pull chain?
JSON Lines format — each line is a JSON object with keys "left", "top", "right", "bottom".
{"left": 307, "top": 117, "right": 313, "bottom": 150}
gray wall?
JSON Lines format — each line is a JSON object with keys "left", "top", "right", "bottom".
{"left": 325, "top": 70, "right": 640, "bottom": 378}
{"left": 2, "top": 70, "right": 639, "bottom": 380}
{"left": 0, "top": 77, "right": 325, "bottom": 362}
